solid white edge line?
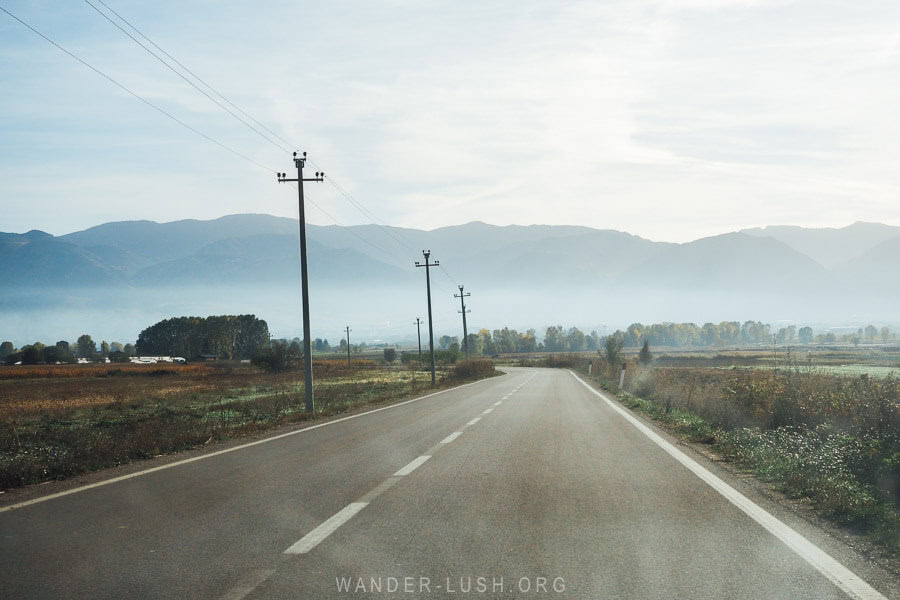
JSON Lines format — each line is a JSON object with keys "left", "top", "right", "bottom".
{"left": 466, "top": 417, "right": 481, "bottom": 426}
{"left": 284, "top": 502, "right": 368, "bottom": 554}
{"left": 440, "top": 432, "right": 463, "bottom": 444}
{"left": 568, "top": 370, "right": 886, "bottom": 600}
{"left": 393, "top": 455, "right": 431, "bottom": 477}
{"left": 0, "top": 373, "right": 507, "bottom": 514}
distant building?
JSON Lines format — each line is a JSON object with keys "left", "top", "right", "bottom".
{"left": 128, "top": 356, "right": 186, "bottom": 364}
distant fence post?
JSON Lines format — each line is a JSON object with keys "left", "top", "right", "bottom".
{"left": 619, "top": 362, "right": 626, "bottom": 388}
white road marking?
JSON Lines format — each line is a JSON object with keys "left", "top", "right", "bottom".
{"left": 466, "top": 417, "right": 481, "bottom": 426}
{"left": 482, "top": 408, "right": 494, "bottom": 414}
{"left": 569, "top": 370, "right": 886, "bottom": 600}
{"left": 394, "top": 455, "right": 431, "bottom": 477}
{"left": 284, "top": 502, "right": 368, "bottom": 555}
{"left": 494, "top": 401, "right": 502, "bottom": 406}
{"left": 219, "top": 569, "right": 276, "bottom": 600}
{"left": 0, "top": 375, "right": 504, "bottom": 513}
{"left": 440, "top": 432, "right": 462, "bottom": 444}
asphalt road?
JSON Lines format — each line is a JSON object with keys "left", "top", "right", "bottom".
{"left": 0, "top": 368, "right": 894, "bottom": 599}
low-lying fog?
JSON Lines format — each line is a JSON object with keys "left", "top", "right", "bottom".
{"left": 2, "top": 283, "right": 897, "bottom": 348}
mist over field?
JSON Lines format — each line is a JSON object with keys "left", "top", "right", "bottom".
{"left": 2, "top": 214, "right": 899, "bottom": 346}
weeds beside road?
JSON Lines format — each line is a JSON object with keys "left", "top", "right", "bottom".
{"left": 530, "top": 353, "right": 900, "bottom": 559}
{"left": 0, "top": 359, "right": 497, "bottom": 491}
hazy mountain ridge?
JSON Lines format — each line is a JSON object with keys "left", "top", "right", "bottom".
{"left": 740, "top": 222, "right": 900, "bottom": 269}
{"left": 2, "top": 214, "right": 898, "bottom": 343}
{"left": 3, "top": 213, "right": 898, "bottom": 291}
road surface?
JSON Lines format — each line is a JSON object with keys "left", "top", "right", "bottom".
{"left": 0, "top": 368, "right": 894, "bottom": 599}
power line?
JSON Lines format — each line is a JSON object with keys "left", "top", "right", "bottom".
{"left": 1, "top": 6, "right": 401, "bottom": 261}
{"left": 0, "top": 5, "right": 274, "bottom": 174}
{"left": 81, "top": 0, "right": 293, "bottom": 155}
{"left": 301, "top": 189, "right": 396, "bottom": 257}
{"left": 84, "top": 1, "right": 434, "bottom": 265}
{"left": 92, "top": 0, "right": 299, "bottom": 153}
{"left": 85, "top": 0, "right": 411, "bottom": 257}
{"left": 7, "top": 3, "right": 460, "bottom": 281}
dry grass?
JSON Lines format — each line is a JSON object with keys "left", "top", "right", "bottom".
{"left": 0, "top": 359, "right": 495, "bottom": 491}
{"left": 582, "top": 359, "right": 900, "bottom": 555}
{"left": 0, "top": 363, "right": 212, "bottom": 380}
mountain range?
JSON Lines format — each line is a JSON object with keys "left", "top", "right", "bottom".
{"left": 1, "top": 215, "right": 898, "bottom": 344}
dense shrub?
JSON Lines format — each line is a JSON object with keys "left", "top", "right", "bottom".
{"left": 450, "top": 359, "right": 495, "bottom": 380}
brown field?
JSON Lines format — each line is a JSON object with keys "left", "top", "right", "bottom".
{"left": 0, "top": 358, "right": 495, "bottom": 491}
{"left": 0, "top": 363, "right": 213, "bottom": 380}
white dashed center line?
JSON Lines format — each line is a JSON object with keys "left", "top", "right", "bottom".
{"left": 393, "top": 455, "right": 431, "bottom": 477}
{"left": 441, "top": 431, "right": 463, "bottom": 444}
{"left": 281, "top": 372, "right": 539, "bottom": 560}
{"left": 284, "top": 502, "right": 369, "bottom": 555}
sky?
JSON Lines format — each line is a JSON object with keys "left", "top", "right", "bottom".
{"left": 1, "top": 0, "right": 899, "bottom": 243}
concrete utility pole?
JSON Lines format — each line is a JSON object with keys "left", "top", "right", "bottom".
{"left": 454, "top": 285, "right": 471, "bottom": 357}
{"left": 277, "top": 152, "right": 323, "bottom": 412}
{"left": 415, "top": 251, "right": 439, "bottom": 385}
{"left": 415, "top": 317, "right": 423, "bottom": 361}
{"left": 345, "top": 326, "right": 352, "bottom": 368}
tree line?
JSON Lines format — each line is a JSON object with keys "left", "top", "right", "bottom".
{"left": 1, "top": 336, "right": 136, "bottom": 365}
{"left": 428, "top": 321, "right": 897, "bottom": 358}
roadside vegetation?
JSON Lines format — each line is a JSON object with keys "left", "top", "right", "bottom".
{"left": 548, "top": 349, "right": 900, "bottom": 557}
{"left": 516, "top": 346, "right": 900, "bottom": 560}
{"left": 0, "top": 358, "right": 497, "bottom": 491}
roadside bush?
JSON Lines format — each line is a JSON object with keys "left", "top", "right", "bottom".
{"left": 450, "top": 359, "right": 495, "bottom": 380}
{"left": 251, "top": 340, "right": 300, "bottom": 373}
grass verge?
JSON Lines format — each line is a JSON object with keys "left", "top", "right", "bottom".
{"left": 576, "top": 361, "right": 899, "bottom": 559}
{"left": 0, "top": 359, "right": 499, "bottom": 491}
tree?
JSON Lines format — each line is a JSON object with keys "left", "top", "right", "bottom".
{"left": 881, "top": 326, "right": 891, "bottom": 343}
{"left": 77, "top": 334, "right": 96, "bottom": 358}
{"left": 603, "top": 335, "right": 624, "bottom": 370}
{"left": 567, "top": 327, "right": 587, "bottom": 352}
{"left": 123, "top": 343, "right": 135, "bottom": 356}
{"left": 0, "top": 341, "right": 13, "bottom": 359}
{"left": 864, "top": 325, "right": 878, "bottom": 342}
{"left": 518, "top": 329, "right": 537, "bottom": 353}
{"left": 638, "top": 339, "right": 652, "bottom": 364}
{"left": 42, "top": 345, "right": 74, "bottom": 364}
{"left": 251, "top": 339, "right": 300, "bottom": 373}
{"left": 383, "top": 348, "right": 397, "bottom": 363}
{"left": 108, "top": 351, "right": 130, "bottom": 363}
{"left": 100, "top": 341, "right": 111, "bottom": 356}
{"left": 543, "top": 326, "right": 566, "bottom": 352}
{"left": 136, "top": 315, "right": 269, "bottom": 359}
{"left": 21, "top": 346, "right": 41, "bottom": 365}
{"left": 798, "top": 326, "right": 814, "bottom": 344}
{"left": 55, "top": 340, "right": 69, "bottom": 352}
{"left": 110, "top": 341, "right": 124, "bottom": 353}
